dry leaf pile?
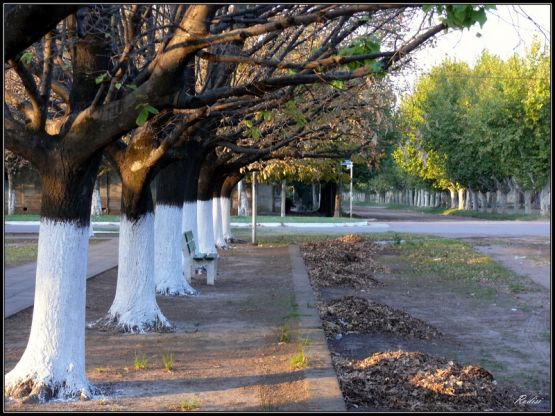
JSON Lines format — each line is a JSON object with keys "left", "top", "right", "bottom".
{"left": 334, "top": 351, "right": 520, "bottom": 412}
{"left": 321, "top": 296, "right": 442, "bottom": 339}
{"left": 301, "top": 235, "right": 384, "bottom": 288}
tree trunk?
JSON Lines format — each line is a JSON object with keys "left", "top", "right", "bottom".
{"left": 540, "top": 180, "right": 550, "bottom": 217}
{"left": 498, "top": 191, "right": 507, "bottom": 214}
{"left": 470, "top": 189, "right": 478, "bottom": 211}
{"left": 457, "top": 188, "right": 465, "bottom": 210}
{"left": 91, "top": 179, "right": 102, "bottom": 216}
{"left": 449, "top": 188, "right": 456, "bottom": 209}
{"left": 97, "top": 179, "right": 172, "bottom": 333}
{"left": 318, "top": 181, "right": 336, "bottom": 217}
{"left": 464, "top": 189, "right": 471, "bottom": 210}
{"left": 281, "top": 179, "right": 286, "bottom": 218}
{"left": 7, "top": 171, "right": 16, "bottom": 215}
{"left": 334, "top": 182, "right": 342, "bottom": 217}
{"left": 212, "top": 196, "right": 226, "bottom": 249}
{"left": 524, "top": 190, "right": 533, "bottom": 214}
{"left": 105, "top": 173, "right": 111, "bottom": 214}
{"left": 489, "top": 191, "right": 497, "bottom": 213}
{"left": 154, "top": 160, "right": 197, "bottom": 296}
{"left": 5, "top": 156, "right": 102, "bottom": 401}
{"left": 312, "top": 183, "right": 318, "bottom": 211}
{"left": 478, "top": 191, "right": 487, "bottom": 212}
{"left": 239, "top": 180, "right": 250, "bottom": 216}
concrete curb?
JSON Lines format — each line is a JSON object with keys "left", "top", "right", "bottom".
{"left": 288, "top": 245, "right": 346, "bottom": 412}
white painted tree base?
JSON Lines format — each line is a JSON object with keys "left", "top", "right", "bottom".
{"left": 5, "top": 220, "right": 95, "bottom": 402}
{"left": 154, "top": 204, "right": 197, "bottom": 296}
{"left": 212, "top": 197, "right": 228, "bottom": 249}
{"left": 197, "top": 199, "right": 217, "bottom": 254}
{"left": 221, "top": 197, "right": 233, "bottom": 242}
{"left": 92, "top": 214, "right": 173, "bottom": 333}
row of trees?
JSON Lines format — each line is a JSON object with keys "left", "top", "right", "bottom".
{"left": 4, "top": 4, "right": 489, "bottom": 402}
{"left": 363, "top": 43, "right": 550, "bottom": 215}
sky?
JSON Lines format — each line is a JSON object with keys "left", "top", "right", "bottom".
{"left": 391, "top": 4, "right": 551, "bottom": 97}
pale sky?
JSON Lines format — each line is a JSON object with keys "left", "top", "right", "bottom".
{"left": 391, "top": 4, "right": 551, "bottom": 97}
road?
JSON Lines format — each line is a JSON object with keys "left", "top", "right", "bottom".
{"left": 5, "top": 219, "right": 550, "bottom": 239}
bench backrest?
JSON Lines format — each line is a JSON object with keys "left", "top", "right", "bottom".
{"left": 183, "top": 231, "right": 196, "bottom": 255}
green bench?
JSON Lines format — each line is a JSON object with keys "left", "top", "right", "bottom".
{"left": 183, "top": 230, "right": 218, "bottom": 285}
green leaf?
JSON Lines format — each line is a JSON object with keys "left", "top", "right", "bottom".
{"left": 115, "top": 82, "right": 123, "bottom": 90}
{"left": 144, "top": 105, "right": 159, "bottom": 115}
{"left": 330, "top": 80, "right": 344, "bottom": 90}
{"left": 20, "top": 51, "right": 33, "bottom": 65}
{"left": 136, "top": 108, "right": 149, "bottom": 126}
{"left": 263, "top": 111, "right": 273, "bottom": 122}
{"left": 249, "top": 127, "right": 261, "bottom": 140}
{"left": 95, "top": 72, "right": 108, "bottom": 85}
{"left": 125, "top": 84, "right": 138, "bottom": 91}
{"left": 245, "top": 119, "right": 253, "bottom": 128}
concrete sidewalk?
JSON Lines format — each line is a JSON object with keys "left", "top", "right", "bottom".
{"left": 4, "top": 237, "right": 119, "bottom": 317}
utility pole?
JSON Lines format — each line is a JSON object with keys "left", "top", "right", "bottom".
{"left": 251, "top": 172, "right": 257, "bottom": 245}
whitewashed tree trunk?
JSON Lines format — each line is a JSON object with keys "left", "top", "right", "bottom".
{"left": 312, "top": 183, "right": 318, "bottom": 210}
{"left": 197, "top": 199, "right": 216, "bottom": 254}
{"left": 470, "top": 190, "right": 479, "bottom": 211}
{"left": 524, "top": 190, "right": 533, "bottom": 214}
{"left": 238, "top": 180, "right": 250, "bottom": 216}
{"left": 5, "top": 220, "right": 95, "bottom": 401}
{"left": 7, "top": 171, "right": 16, "bottom": 215}
{"left": 97, "top": 214, "right": 172, "bottom": 332}
{"left": 498, "top": 191, "right": 508, "bottom": 214}
{"left": 424, "top": 190, "right": 430, "bottom": 207}
{"left": 212, "top": 197, "right": 226, "bottom": 249}
{"left": 281, "top": 179, "right": 286, "bottom": 217}
{"left": 221, "top": 197, "right": 232, "bottom": 241}
{"left": 540, "top": 180, "right": 550, "bottom": 217}
{"left": 449, "top": 188, "right": 457, "bottom": 209}
{"left": 154, "top": 205, "right": 197, "bottom": 296}
{"left": 464, "top": 189, "right": 471, "bottom": 210}
{"left": 91, "top": 180, "right": 102, "bottom": 216}
{"left": 489, "top": 191, "right": 497, "bottom": 213}
{"left": 457, "top": 188, "right": 465, "bottom": 210}
{"left": 478, "top": 191, "right": 487, "bottom": 212}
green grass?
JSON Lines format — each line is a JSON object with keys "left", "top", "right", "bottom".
{"left": 178, "top": 399, "right": 200, "bottom": 411}
{"left": 278, "top": 324, "right": 291, "bottom": 343}
{"left": 4, "top": 245, "right": 38, "bottom": 266}
{"left": 396, "top": 237, "right": 528, "bottom": 293}
{"left": 290, "top": 342, "right": 309, "bottom": 370}
{"left": 162, "top": 352, "right": 174, "bottom": 371}
{"left": 231, "top": 215, "right": 362, "bottom": 223}
{"left": 349, "top": 203, "right": 544, "bottom": 220}
{"left": 5, "top": 214, "right": 121, "bottom": 222}
{"left": 133, "top": 351, "right": 148, "bottom": 370}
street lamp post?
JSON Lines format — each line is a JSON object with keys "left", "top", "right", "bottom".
{"left": 341, "top": 160, "right": 353, "bottom": 218}
{"left": 251, "top": 171, "right": 257, "bottom": 245}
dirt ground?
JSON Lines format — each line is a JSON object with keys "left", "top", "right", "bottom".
{"left": 3, "top": 232, "right": 551, "bottom": 412}
{"left": 4, "top": 245, "right": 311, "bottom": 412}
{"left": 301, "top": 235, "right": 551, "bottom": 412}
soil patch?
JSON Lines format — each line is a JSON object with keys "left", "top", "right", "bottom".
{"left": 4, "top": 245, "right": 310, "bottom": 411}
{"left": 300, "top": 235, "right": 550, "bottom": 412}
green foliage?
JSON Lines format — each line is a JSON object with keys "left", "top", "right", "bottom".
{"left": 20, "top": 50, "right": 33, "bottom": 64}
{"left": 135, "top": 103, "right": 159, "bottom": 126}
{"left": 278, "top": 324, "right": 291, "bottom": 343}
{"left": 162, "top": 352, "right": 174, "bottom": 371}
{"left": 95, "top": 72, "right": 109, "bottom": 84}
{"left": 179, "top": 399, "right": 200, "bottom": 411}
{"left": 133, "top": 351, "right": 148, "bottom": 370}
{"left": 338, "top": 36, "right": 384, "bottom": 74}
{"left": 424, "top": 5, "right": 495, "bottom": 29}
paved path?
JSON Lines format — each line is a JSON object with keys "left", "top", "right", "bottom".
{"left": 4, "top": 238, "right": 119, "bottom": 317}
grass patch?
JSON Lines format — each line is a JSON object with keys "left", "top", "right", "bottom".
{"left": 397, "top": 238, "right": 526, "bottom": 292}
{"left": 178, "top": 399, "right": 200, "bottom": 411}
{"left": 290, "top": 341, "right": 309, "bottom": 370}
{"left": 4, "top": 244, "right": 38, "bottom": 266}
{"left": 278, "top": 324, "right": 291, "bottom": 343}
{"left": 162, "top": 352, "right": 174, "bottom": 371}
{"left": 133, "top": 351, "right": 148, "bottom": 370}
{"left": 231, "top": 215, "right": 361, "bottom": 223}
{"left": 5, "top": 214, "right": 121, "bottom": 222}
